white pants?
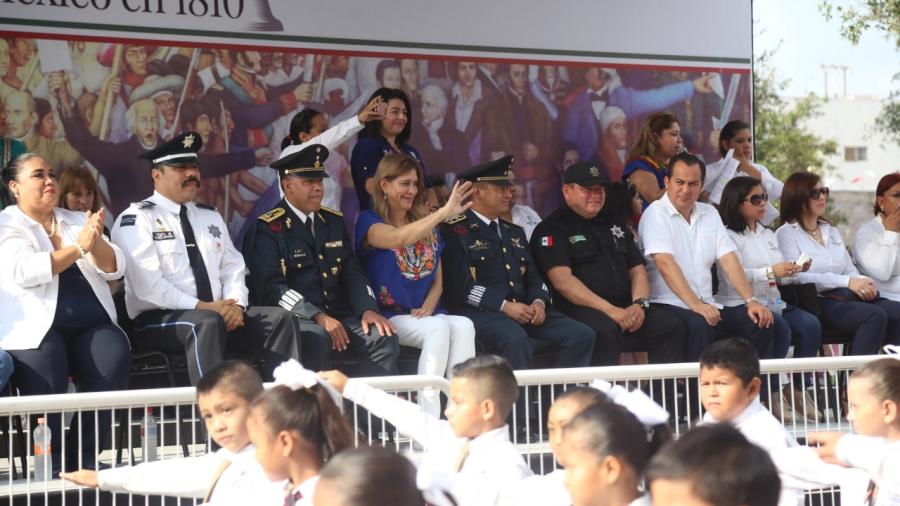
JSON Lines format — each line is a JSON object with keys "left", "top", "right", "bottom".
{"left": 389, "top": 314, "right": 476, "bottom": 416}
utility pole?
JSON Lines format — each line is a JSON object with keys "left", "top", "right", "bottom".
{"left": 820, "top": 64, "right": 829, "bottom": 97}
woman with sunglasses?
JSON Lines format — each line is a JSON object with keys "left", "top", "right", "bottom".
{"left": 776, "top": 171, "right": 900, "bottom": 354}
{"left": 717, "top": 177, "right": 823, "bottom": 423}
{"left": 852, "top": 172, "right": 900, "bottom": 303}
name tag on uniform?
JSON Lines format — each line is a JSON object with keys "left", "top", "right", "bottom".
{"left": 292, "top": 249, "right": 308, "bottom": 258}
{"left": 324, "top": 240, "right": 343, "bottom": 248}
{"left": 120, "top": 214, "right": 136, "bottom": 227}
{"left": 153, "top": 231, "right": 176, "bottom": 241}
{"left": 468, "top": 240, "right": 488, "bottom": 251}
{"left": 569, "top": 234, "right": 587, "bottom": 244}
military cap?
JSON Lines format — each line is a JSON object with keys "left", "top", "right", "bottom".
{"left": 563, "top": 161, "right": 609, "bottom": 187}
{"left": 459, "top": 155, "right": 514, "bottom": 186}
{"left": 270, "top": 143, "right": 330, "bottom": 179}
{"left": 139, "top": 131, "right": 202, "bottom": 167}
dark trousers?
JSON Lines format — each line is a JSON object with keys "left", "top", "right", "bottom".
{"left": 820, "top": 297, "right": 900, "bottom": 354}
{"left": 8, "top": 323, "right": 131, "bottom": 472}
{"left": 460, "top": 308, "right": 595, "bottom": 370}
{"left": 655, "top": 303, "right": 776, "bottom": 361}
{"left": 563, "top": 305, "right": 686, "bottom": 365}
{"left": 295, "top": 315, "right": 400, "bottom": 376}
{"left": 133, "top": 306, "right": 299, "bottom": 383}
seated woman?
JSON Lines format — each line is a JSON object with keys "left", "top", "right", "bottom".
{"left": 0, "top": 153, "right": 131, "bottom": 473}
{"left": 852, "top": 172, "right": 900, "bottom": 302}
{"left": 622, "top": 112, "right": 682, "bottom": 210}
{"left": 58, "top": 166, "right": 102, "bottom": 213}
{"left": 354, "top": 153, "right": 475, "bottom": 416}
{"left": 704, "top": 120, "right": 784, "bottom": 226}
{"left": 776, "top": 171, "right": 900, "bottom": 354}
{"left": 717, "top": 176, "right": 822, "bottom": 422}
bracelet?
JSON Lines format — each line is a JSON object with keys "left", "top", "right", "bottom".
{"left": 75, "top": 244, "right": 87, "bottom": 259}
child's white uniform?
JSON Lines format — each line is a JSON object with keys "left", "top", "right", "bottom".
{"left": 702, "top": 397, "right": 804, "bottom": 506}
{"left": 284, "top": 475, "right": 319, "bottom": 506}
{"left": 343, "top": 379, "right": 532, "bottom": 506}
{"left": 497, "top": 469, "right": 569, "bottom": 506}
{"left": 835, "top": 436, "right": 900, "bottom": 506}
{"left": 97, "top": 444, "right": 284, "bottom": 503}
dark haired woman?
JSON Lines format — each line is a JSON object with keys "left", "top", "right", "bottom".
{"left": 716, "top": 176, "right": 822, "bottom": 422}
{"left": 622, "top": 112, "right": 682, "bottom": 209}
{"left": 704, "top": 120, "right": 783, "bottom": 225}
{"left": 852, "top": 172, "right": 900, "bottom": 302}
{"left": 350, "top": 87, "right": 429, "bottom": 211}
{"left": 776, "top": 171, "right": 900, "bottom": 354}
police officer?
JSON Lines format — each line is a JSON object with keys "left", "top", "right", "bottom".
{"left": 243, "top": 144, "right": 400, "bottom": 375}
{"left": 530, "top": 162, "right": 685, "bottom": 365}
{"left": 439, "top": 155, "right": 594, "bottom": 370}
{"left": 111, "top": 132, "right": 300, "bottom": 384}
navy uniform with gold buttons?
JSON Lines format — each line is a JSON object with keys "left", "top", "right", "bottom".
{"left": 243, "top": 144, "right": 400, "bottom": 375}
{"left": 530, "top": 162, "right": 685, "bottom": 365}
{"left": 439, "top": 156, "right": 594, "bottom": 370}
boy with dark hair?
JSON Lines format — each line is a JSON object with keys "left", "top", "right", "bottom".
{"left": 62, "top": 361, "right": 283, "bottom": 502}
{"left": 321, "top": 354, "right": 531, "bottom": 506}
{"left": 647, "top": 424, "right": 781, "bottom": 506}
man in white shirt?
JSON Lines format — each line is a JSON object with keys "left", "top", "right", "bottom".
{"left": 638, "top": 152, "right": 774, "bottom": 361}
{"left": 111, "top": 132, "right": 301, "bottom": 384}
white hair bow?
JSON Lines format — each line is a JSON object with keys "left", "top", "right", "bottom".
{"left": 590, "top": 379, "right": 670, "bottom": 427}
{"left": 416, "top": 462, "right": 457, "bottom": 506}
{"left": 884, "top": 344, "right": 900, "bottom": 356}
{"left": 272, "top": 359, "right": 344, "bottom": 412}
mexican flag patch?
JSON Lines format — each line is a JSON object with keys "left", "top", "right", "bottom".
{"left": 540, "top": 236, "right": 553, "bottom": 247}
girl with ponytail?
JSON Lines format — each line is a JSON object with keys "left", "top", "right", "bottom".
{"left": 246, "top": 360, "right": 355, "bottom": 506}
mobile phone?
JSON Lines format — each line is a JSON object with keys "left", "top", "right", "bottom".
{"left": 795, "top": 253, "right": 811, "bottom": 266}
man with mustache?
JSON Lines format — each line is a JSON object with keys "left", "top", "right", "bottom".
{"left": 111, "top": 132, "right": 302, "bottom": 385}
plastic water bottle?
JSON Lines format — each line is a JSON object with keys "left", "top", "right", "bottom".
{"left": 33, "top": 417, "right": 51, "bottom": 481}
{"left": 766, "top": 280, "right": 786, "bottom": 316}
{"left": 141, "top": 408, "right": 158, "bottom": 462}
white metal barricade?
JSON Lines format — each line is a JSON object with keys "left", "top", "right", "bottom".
{"left": 0, "top": 356, "right": 879, "bottom": 504}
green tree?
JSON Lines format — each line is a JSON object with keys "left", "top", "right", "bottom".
{"left": 820, "top": 0, "right": 900, "bottom": 143}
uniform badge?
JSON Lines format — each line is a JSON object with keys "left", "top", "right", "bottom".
{"left": 453, "top": 225, "right": 467, "bottom": 236}
{"left": 568, "top": 235, "right": 587, "bottom": 244}
{"left": 324, "top": 240, "right": 343, "bottom": 248}
{"left": 269, "top": 221, "right": 284, "bottom": 233}
{"left": 589, "top": 166, "right": 600, "bottom": 177}
{"left": 182, "top": 133, "right": 195, "bottom": 148}
{"left": 520, "top": 265, "right": 526, "bottom": 275}
{"left": 331, "top": 266, "right": 339, "bottom": 276}
{"left": 120, "top": 214, "right": 136, "bottom": 227}
{"left": 510, "top": 237, "right": 524, "bottom": 249}
{"left": 468, "top": 240, "right": 488, "bottom": 251}
{"left": 286, "top": 217, "right": 292, "bottom": 230}
{"left": 153, "top": 231, "right": 175, "bottom": 241}
{"left": 610, "top": 225, "right": 625, "bottom": 240}
{"left": 540, "top": 236, "right": 553, "bottom": 247}
{"left": 208, "top": 224, "right": 221, "bottom": 239}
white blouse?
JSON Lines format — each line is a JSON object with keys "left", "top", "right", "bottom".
{"left": 0, "top": 206, "right": 125, "bottom": 350}
{"left": 716, "top": 224, "right": 789, "bottom": 307}
{"left": 852, "top": 216, "right": 900, "bottom": 301}
{"left": 705, "top": 154, "right": 784, "bottom": 226}
{"left": 775, "top": 221, "right": 860, "bottom": 293}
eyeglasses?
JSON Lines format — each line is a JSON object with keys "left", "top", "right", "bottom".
{"left": 810, "top": 187, "right": 830, "bottom": 199}
{"left": 743, "top": 193, "right": 769, "bottom": 206}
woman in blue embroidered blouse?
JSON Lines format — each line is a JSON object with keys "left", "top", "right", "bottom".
{"left": 355, "top": 153, "right": 475, "bottom": 415}
{"left": 622, "top": 112, "right": 683, "bottom": 210}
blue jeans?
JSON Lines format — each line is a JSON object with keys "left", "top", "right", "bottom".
{"left": 0, "top": 349, "right": 13, "bottom": 390}
{"left": 820, "top": 297, "right": 900, "bottom": 354}
{"left": 774, "top": 306, "right": 822, "bottom": 387}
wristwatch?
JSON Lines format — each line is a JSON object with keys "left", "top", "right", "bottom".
{"left": 743, "top": 296, "right": 761, "bottom": 306}
{"left": 632, "top": 298, "right": 650, "bottom": 310}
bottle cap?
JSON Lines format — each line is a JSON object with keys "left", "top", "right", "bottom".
{"left": 37, "top": 417, "right": 46, "bottom": 424}
{"left": 146, "top": 407, "right": 154, "bottom": 414}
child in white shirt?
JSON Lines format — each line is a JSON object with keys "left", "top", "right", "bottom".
{"left": 61, "top": 361, "right": 282, "bottom": 503}
{"left": 320, "top": 354, "right": 532, "bottom": 506}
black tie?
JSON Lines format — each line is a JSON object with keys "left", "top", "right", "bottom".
{"left": 489, "top": 220, "right": 500, "bottom": 238}
{"left": 179, "top": 205, "right": 213, "bottom": 302}
{"left": 305, "top": 215, "right": 314, "bottom": 238}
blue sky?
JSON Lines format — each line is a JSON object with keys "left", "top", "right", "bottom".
{"left": 754, "top": 0, "right": 899, "bottom": 99}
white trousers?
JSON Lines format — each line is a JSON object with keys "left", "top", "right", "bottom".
{"left": 389, "top": 314, "right": 476, "bottom": 416}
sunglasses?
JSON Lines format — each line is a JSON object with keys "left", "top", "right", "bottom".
{"left": 810, "top": 187, "right": 830, "bottom": 199}
{"left": 743, "top": 193, "right": 769, "bottom": 206}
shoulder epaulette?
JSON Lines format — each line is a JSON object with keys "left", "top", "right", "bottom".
{"left": 500, "top": 217, "right": 523, "bottom": 229}
{"left": 444, "top": 214, "right": 466, "bottom": 225}
{"left": 194, "top": 202, "right": 217, "bottom": 211}
{"left": 136, "top": 200, "right": 155, "bottom": 209}
{"left": 320, "top": 205, "right": 343, "bottom": 217}
{"left": 259, "top": 207, "right": 285, "bottom": 223}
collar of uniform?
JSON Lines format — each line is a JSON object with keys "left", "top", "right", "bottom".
{"left": 284, "top": 199, "right": 315, "bottom": 224}
{"left": 562, "top": 202, "right": 596, "bottom": 224}
{"left": 785, "top": 219, "right": 832, "bottom": 237}
{"left": 4, "top": 205, "right": 77, "bottom": 229}
{"left": 468, "top": 424, "right": 511, "bottom": 451}
{"left": 292, "top": 475, "right": 319, "bottom": 501}
{"left": 701, "top": 396, "right": 762, "bottom": 426}
{"left": 470, "top": 209, "right": 499, "bottom": 228}
{"left": 150, "top": 190, "right": 186, "bottom": 215}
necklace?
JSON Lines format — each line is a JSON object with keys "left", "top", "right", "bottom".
{"left": 47, "top": 212, "right": 59, "bottom": 238}
{"left": 802, "top": 222, "right": 823, "bottom": 243}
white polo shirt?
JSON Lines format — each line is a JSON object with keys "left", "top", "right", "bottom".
{"left": 639, "top": 193, "right": 735, "bottom": 309}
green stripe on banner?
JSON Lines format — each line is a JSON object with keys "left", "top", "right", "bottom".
{"left": 0, "top": 17, "right": 752, "bottom": 65}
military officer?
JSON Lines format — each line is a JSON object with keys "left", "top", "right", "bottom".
{"left": 111, "top": 132, "right": 300, "bottom": 384}
{"left": 243, "top": 144, "right": 400, "bottom": 375}
{"left": 439, "top": 155, "right": 594, "bottom": 370}
{"left": 530, "top": 162, "right": 685, "bottom": 365}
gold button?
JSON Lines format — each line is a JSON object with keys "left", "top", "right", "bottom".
{"left": 337, "top": 257, "right": 341, "bottom": 263}
{"left": 505, "top": 264, "right": 510, "bottom": 270}
{"left": 502, "top": 247, "right": 507, "bottom": 253}
{"left": 322, "top": 272, "right": 328, "bottom": 278}
{"left": 323, "top": 290, "right": 328, "bottom": 296}
{"left": 296, "top": 264, "right": 301, "bottom": 269}
{"left": 509, "top": 281, "right": 514, "bottom": 286}
{"left": 512, "top": 298, "right": 517, "bottom": 302}
{"left": 319, "top": 254, "right": 324, "bottom": 260}
{"left": 480, "top": 256, "right": 485, "bottom": 261}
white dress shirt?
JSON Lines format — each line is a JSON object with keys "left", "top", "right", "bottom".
{"left": 452, "top": 79, "right": 483, "bottom": 133}
{"left": 775, "top": 221, "right": 859, "bottom": 292}
{"left": 852, "top": 216, "right": 900, "bottom": 301}
{"left": 836, "top": 436, "right": 900, "bottom": 506}
{"left": 0, "top": 206, "right": 125, "bottom": 350}
{"left": 111, "top": 191, "right": 248, "bottom": 319}
{"left": 639, "top": 193, "right": 736, "bottom": 309}
{"left": 716, "top": 224, "right": 788, "bottom": 307}
{"left": 99, "top": 444, "right": 285, "bottom": 502}
{"left": 511, "top": 204, "right": 541, "bottom": 241}
{"left": 497, "top": 469, "right": 569, "bottom": 506}
{"left": 342, "top": 380, "right": 532, "bottom": 506}
{"left": 705, "top": 155, "right": 783, "bottom": 226}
